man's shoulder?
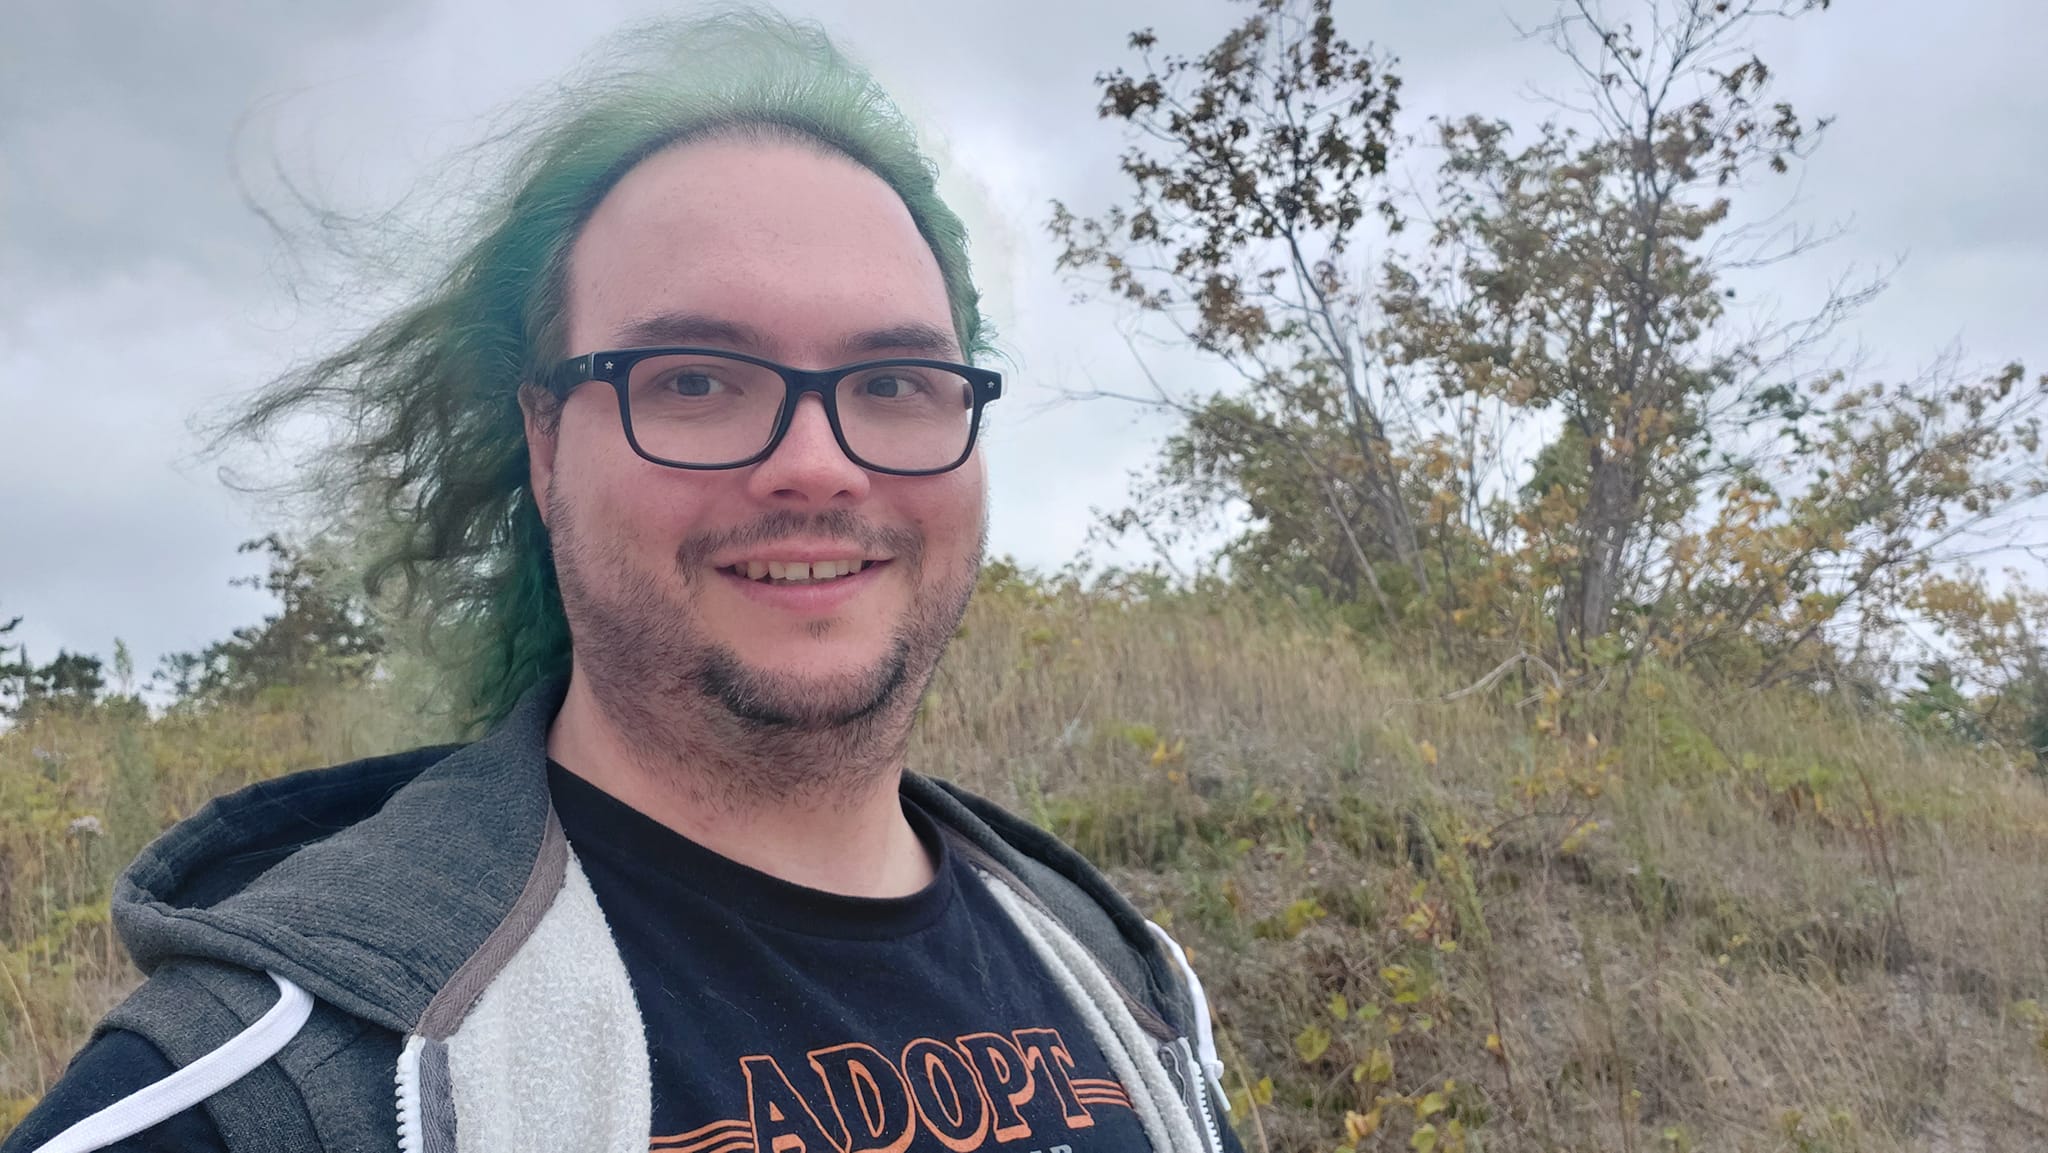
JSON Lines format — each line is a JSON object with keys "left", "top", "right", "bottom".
{"left": 118, "top": 740, "right": 467, "bottom": 918}
{"left": 277, "top": 740, "right": 470, "bottom": 806}
{"left": 1, "top": 1027, "right": 226, "bottom": 1152}
{"left": 113, "top": 717, "right": 558, "bottom": 1036}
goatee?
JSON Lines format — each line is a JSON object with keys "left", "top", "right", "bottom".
{"left": 548, "top": 497, "right": 979, "bottom": 807}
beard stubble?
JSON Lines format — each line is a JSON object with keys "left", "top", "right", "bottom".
{"left": 549, "top": 492, "right": 980, "bottom": 809}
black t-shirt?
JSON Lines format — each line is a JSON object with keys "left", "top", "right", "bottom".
{"left": 550, "top": 762, "right": 1155, "bottom": 1153}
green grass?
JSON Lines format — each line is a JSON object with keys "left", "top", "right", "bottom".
{"left": 5, "top": 589, "right": 2047, "bottom": 1149}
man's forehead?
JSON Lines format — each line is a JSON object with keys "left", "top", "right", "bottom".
{"left": 563, "top": 137, "right": 957, "bottom": 360}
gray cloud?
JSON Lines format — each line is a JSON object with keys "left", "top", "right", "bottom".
{"left": 0, "top": 0, "right": 417, "bottom": 291}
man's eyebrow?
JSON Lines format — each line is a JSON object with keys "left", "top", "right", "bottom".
{"left": 841, "top": 322, "right": 960, "bottom": 360}
{"left": 607, "top": 312, "right": 961, "bottom": 361}
{"left": 611, "top": 312, "right": 777, "bottom": 352}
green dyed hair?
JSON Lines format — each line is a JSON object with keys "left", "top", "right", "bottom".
{"left": 232, "top": 9, "right": 988, "bottom": 729}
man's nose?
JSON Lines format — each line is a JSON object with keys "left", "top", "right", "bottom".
{"left": 744, "top": 393, "right": 870, "bottom": 504}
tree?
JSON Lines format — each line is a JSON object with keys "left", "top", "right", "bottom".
{"left": 1049, "top": 0, "right": 1429, "bottom": 624}
{"left": 1057, "top": 0, "right": 2048, "bottom": 685}
{"left": 1898, "top": 569, "right": 2048, "bottom": 770}
{"left": 2, "top": 649, "right": 107, "bottom": 721}
{"left": 1381, "top": 2, "right": 2048, "bottom": 680}
{"left": 1381, "top": 0, "right": 1856, "bottom": 653}
{"left": 159, "top": 536, "right": 386, "bottom": 706}
{"left": 0, "top": 606, "right": 26, "bottom": 715}
{"left": 0, "top": 609, "right": 129, "bottom": 721}
{"left": 33, "top": 651, "right": 105, "bottom": 700}
{"left": 153, "top": 649, "right": 207, "bottom": 702}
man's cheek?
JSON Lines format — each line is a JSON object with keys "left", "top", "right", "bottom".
{"left": 619, "top": 498, "right": 693, "bottom": 548}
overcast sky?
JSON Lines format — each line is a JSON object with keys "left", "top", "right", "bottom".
{"left": 2, "top": 0, "right": 2042, "bottom": 681}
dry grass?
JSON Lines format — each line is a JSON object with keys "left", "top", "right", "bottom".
{"left": 4, "top": 587, "right": 2047, "bottom": 1149}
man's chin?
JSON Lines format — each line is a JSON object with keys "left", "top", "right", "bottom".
{"left": 697, "top": 643, "right": 911, "bottom": 732}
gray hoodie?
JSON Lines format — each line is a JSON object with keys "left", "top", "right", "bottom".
{"left": 34, "top": 680, "right": 1236, "bottom": 1153}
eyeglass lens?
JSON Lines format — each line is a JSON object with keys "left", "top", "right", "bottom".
{"left": 623, "top": 353, "right": 975, "bottom": 470}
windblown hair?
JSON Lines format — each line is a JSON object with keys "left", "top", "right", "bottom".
{"left": 229, "top": 10, "right": 988, "bottom": 729}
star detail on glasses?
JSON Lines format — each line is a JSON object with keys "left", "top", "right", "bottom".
{"left": 603, "top": 360, "right": 615, "bottom": 371}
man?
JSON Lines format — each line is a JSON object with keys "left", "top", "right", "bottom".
{"left": 6, "top": 11, "right": 1237, "bottom": 1153}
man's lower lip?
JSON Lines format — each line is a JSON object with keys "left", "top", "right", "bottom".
{"left": 715, "top": 560, "right": 890, "bottom": 609}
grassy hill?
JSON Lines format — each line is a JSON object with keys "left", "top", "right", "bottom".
{"left": 4, "top": 588, "right": 2046, "bottom": 1150}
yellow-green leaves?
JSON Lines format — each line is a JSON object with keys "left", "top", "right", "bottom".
{"left": 1295, "top": 1023, "right": 1333, "bottom": 1064}
{"left": 1354, "top": 1045, "right": 1395, "bottom": 1086}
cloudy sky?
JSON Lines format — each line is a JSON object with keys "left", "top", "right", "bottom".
{"left": 1, "top": 0, "right": 2042, "bottom": 681}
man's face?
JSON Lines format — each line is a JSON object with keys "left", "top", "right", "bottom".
{"left": 529, "top": 135, "right": 985, "bottom": 734}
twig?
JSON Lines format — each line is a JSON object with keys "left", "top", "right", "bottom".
{"left": 1399, "top": 648, "right": 1568, "bottom": 706}
{"left": 1851, "top": 765, "right": 1932, "bottom": 1027}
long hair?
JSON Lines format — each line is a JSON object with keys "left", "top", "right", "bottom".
{"left": 226, "top": 10, "right": 989, "bottom": 729}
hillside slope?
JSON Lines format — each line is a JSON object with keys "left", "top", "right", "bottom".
{"left": 4, "top": 591, "right": 2046, "bottom": 1150}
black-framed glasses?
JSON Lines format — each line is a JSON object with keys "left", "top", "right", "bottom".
{"left": 544, "top": 347, "right": 1003, "bottom": 476}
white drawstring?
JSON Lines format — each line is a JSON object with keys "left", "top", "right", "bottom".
{"left": 1147, "top": 921, "right": 1230, "bottom": 1113}
{"left": 31, "top": 971, "right": 314, "bottom": 1153}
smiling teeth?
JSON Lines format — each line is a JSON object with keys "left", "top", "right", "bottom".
{"left": 734, "top": 559, "right": 869, "bottom": 583}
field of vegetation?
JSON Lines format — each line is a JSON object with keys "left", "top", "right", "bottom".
{"left": 4, "top": 580, "right": 2047, "bottom": 1151}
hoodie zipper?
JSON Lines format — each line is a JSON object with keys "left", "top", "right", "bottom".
{"left": 1157, "top": 1034, "right": 1228, "bottom": 1153}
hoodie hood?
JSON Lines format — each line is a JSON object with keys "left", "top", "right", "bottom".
{"left": 112, "top": 678, "right": 1189, "bottom": 1042}
{"left": 112, "top": 685, "right": 558, "bottom": 1036}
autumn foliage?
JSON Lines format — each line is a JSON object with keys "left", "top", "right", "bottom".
{"left": 1053, "top": 0, "right": 2048, "bottom": 764}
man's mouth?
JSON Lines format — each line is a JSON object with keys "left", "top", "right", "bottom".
{"left": 716, "top": 558, "right": 887, "bottom": 586}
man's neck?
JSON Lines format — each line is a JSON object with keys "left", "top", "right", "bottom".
{"left": 544, "top": 672, "right": 936, "bottom": 898}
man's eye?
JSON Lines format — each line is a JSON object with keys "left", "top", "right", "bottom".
{"left": 861, "top": 374, "right": 921, "bottom": 399}
{"left": 669, "top": 372, "right": 723, "bottom": 397}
